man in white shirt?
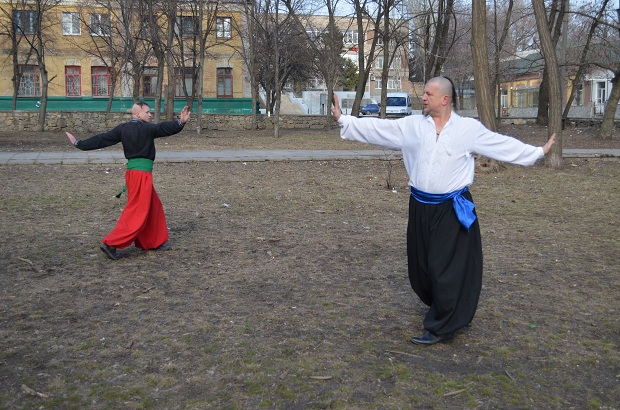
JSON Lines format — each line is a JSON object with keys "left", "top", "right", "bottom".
{"left": 332, "top": 76, "right": 555, "bottom": 345}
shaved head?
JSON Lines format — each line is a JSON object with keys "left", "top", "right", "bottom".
{"left": 427, "top": 76, "right": 457, "bottom": 110}
{"left": 428, "top": 77, "right": 452, "bottom": 99}
{"left": 132, "top": 100, "right": 153, "bottom": 122}
{"left": 132, "top": 101, "right": 149, "bottom": 116}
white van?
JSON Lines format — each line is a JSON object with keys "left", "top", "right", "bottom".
{"left": 384, "top": 92, "right": 412, "bottom": 117}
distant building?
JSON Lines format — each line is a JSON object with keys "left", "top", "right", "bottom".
{"left": 284, "top": 14, "right": 411, "bottom": 115}
{"left": 498, "top": 50, "right": 617, "bottom": 119}
{"left": 0, "top": 0, "right": 252, "bottom": 113}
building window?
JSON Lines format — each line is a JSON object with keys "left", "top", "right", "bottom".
{"left": 342, "top": 30, "right": 358, "bottom": 44}
{"left": 375, "top": 78, "right": 382, "bottom": 89}
{"left": 217, "top": 68, "right": 233, "bottom": 98}
{"left": 13, "top": 10, "right": 38, "bottom": 35}
{"left": 175, "top": 67, "right": 194, "bottom": 97}
{"left": 140, "top": 16, "right": 151, "bottom": 37}
{"left": 18, "top": 65, "right": 41, "bottom": 97}
{"left": 177, "top": 16, "right": 196, "bottom": 37}
{"left": 306, "top": 28, "right": 321, "bottom": 41}
{"left": 390, "top": 56, "right": 402, "bottom": 69}
{"left": 62, "top": 12, "right": 81, "bottom": 35}
{"left": 65, "top": 66, "right": 81, "bottom": 96}
{"left": 142, "top": 67, "right": 158, "bottom": 97}
{"left": 387, "top": 77, "right": 399, "bottom": 90}
{"left": 306, "top": 78, "right": 320, "bottom": 89}
{"left": 92, "top": 66, "right": 111, "bottom": 97}
{"left": 375, "top": 56, "right": 383, "bottom": 69}
{"left": 216, "top": 17, "right": 231, "bottom": 39}
{"left": 511, "top": 88, "right": 539, "bottom": 108}
{"left": 90, "top": 13, "right": 110, "bottom": 36}
{"left": 501, "top": 88, "right": 508, "bottom": 108}
{"left": 573, "top": 83, "right": 583, "bottom": 106}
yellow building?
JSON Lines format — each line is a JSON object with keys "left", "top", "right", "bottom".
{"left": 0, "top": 0, "right": 251, "bottom": 112}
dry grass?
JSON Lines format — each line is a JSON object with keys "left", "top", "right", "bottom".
{"left": 0, "top": 124, "right": 619, "bottom": 408}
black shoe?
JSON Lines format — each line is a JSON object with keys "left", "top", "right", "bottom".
{"left": 100, "top": 243, "right": 119, "bottom": 260}
{"left": 410, "top": 331, "right": 454, "bottom": 345}
{"left": 155, "top": 242, "right": 171, "bottom": 251}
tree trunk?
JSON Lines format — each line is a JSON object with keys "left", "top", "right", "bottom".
{"left": 532, "top": 0, "right": 562, "bottom": 168}
{"left": 471, "top": 0, "right": 496, "bottom": 131}
{"left": 37, "top": 68, "right": 48, "bottom": 132}
{"left": 598, "top": 71, "right": 620, "bottom": 140}
{"left": 536, "top": 69, "right": 549, "bottom": 125}
{"left": 273, "top": 1, "right": 280, "bottom": 138}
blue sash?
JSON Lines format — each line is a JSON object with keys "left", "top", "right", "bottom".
{"left": 410, "top": 186, "right": 476, "bottom": 231}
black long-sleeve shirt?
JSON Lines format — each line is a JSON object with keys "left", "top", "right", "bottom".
{"left": 75, "top": 119, "right": 185, "bottom": 160}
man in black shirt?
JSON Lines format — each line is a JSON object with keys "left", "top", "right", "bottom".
{"left": 66, "top": 101, "right": 191, "bottom": 260}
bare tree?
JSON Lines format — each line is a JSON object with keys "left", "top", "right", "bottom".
{"left": 11, "top": 0, "right": 60, "bottom": 131}
{"left": 232, "top": 0, "right": 261, "bottom": 129}
{"left": 432, "top": 3, "right": 472, "bottom": 109}
{"left": 348, "top": 0, "right": 383, "bottom": 116}
{"left": 376, "top": 0, "right": 411, "bottom": 118}
{"left": 194, "top": 0, "right": 221, "bottom": 133}
{"left": 0, "top": 0, "right": 29, "bottom": 110}
{"left": 273, "top": 0, "right": 281, "bottom": 137}
{"left": 561, "top": 0, "right": 609, "bottom": 122}
{"left": 72, "top": 0, "right": 125, "bottom": 112}
{"left": 532, "top": 0, "right": 562, "bottom": 167}
{"left": 163, "top": 0, "right": 178, "bottom": 120}
{"left": 283, "top": 0, "right": 345, "bottom": 127}
{"left": 409, "top": 0, "right": 457, "bottom": 83}
{"left": 142, "top": 0, "right": 180, "bottom": 121}
{"left": 534, "top": 0, "right": 566, "bottom": 126}
{"left": 471, "top": 0, "right": 496, "bottom": 130}
{"left": 118, "top": 0, "right": 153, "bottom": 104}
{"left": 583, "top": 0, "right": 620, "bottom": 140}
{"left": 491, "top": 0, "right": 514, "bottom": 119}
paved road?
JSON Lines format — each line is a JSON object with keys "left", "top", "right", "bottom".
{"left": 0, "top": 148, "right": 618, "bottom": 165}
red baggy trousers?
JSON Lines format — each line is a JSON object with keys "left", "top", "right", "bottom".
{"left": 103, "top": 170, "right": 168, "bottom": 250}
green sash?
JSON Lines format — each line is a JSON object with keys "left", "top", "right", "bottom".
{"left": 115, "top": 158, "right": 154, "bottom": 198}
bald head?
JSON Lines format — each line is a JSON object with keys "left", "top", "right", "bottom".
{"left": 425, "top": 76, "right": 457, "bottom": 112}
{"left": 132, "top": 101, "right": 153, "bottom": 122}
{"left": 428, "top": 77, "right": 453, "bottom": 100}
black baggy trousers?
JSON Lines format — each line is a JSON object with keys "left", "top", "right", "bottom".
{"left": 406, "top": 190, "right": 483, "bottom": 336}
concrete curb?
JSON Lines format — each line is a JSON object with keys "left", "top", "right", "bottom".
{"left": 0, "top": 149, "right": 618, "bottom": 165}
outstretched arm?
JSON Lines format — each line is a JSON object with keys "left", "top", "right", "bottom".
{"left": 543, "top": 133, "right": 556, "bottom": 155}
{"left": 179, "top": 106, "right": 191, "bottom": 125}
{"left": 66, "top": 131, "right": 78, "bottom": 146}
{"left": 331, "top": 94, "right": 342, "bottom": 122}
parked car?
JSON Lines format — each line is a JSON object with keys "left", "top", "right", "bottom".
{"left": 360, "top": 103, "right": 380, "bottom": 115}
{"left": 384, "top": 92, "right": 412, "bottom": 117}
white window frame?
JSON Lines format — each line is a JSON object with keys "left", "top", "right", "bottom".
{"left": 342, "top": 30, "right": 358, "bottom": 45}
{"left": 90, "top": 13, "right": 110, "bottom": 36}
{"left": 216, "top": 17, "right": 231, "bottom": 39}
{"left": 62, "top": 12, "right": 81, "bottom": 35}
{"left": 390, "top": 56, "right": 402, "bottom": 69}
{"left": 375, "top": 56, "right": 384, "bottom": 69}
{"left": 306, "top": 28, "right": 321, "bottom": 41}
{"left": 387, "top": 77, "right": 399, "bottom": 90}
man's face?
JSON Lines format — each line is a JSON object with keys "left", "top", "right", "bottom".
{"left": 422, "top": 82, "right": 443, "bottom": 116}
{"left": 136, "top": 105, "right": 153, "bottom": 122}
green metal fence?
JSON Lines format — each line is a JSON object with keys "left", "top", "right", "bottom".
{"left": 0, "top": 96, "right": 258, "bottom": 114}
